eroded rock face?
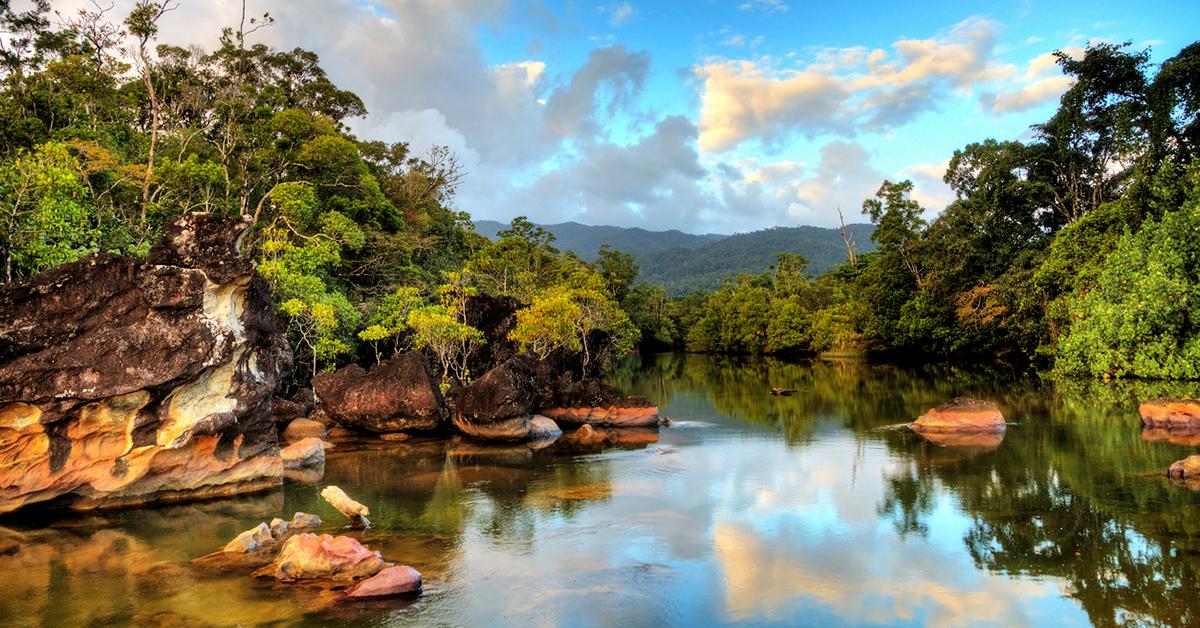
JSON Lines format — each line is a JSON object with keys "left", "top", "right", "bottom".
{"left": 1140, "top": 398, "right": 1200, "bottom": 429}
{"left": 1167, "top": 455, "right": 1200, "bottom": 489}
{"left": 0, "top": 214, "right": 290, "bottom": 513}
{"left": 910, "top": 398, "right": 1006, "bottom": 434}
{"left": 312, "top": 352, "right": 444, "bottom": 433}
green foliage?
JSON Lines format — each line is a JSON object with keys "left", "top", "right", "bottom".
{"left": 1056, "top": 171, "right": 1200, "bottom": 378}
{"left": 408, "top": 303, "right": 485, "bottom": 383}
{"left": 0, "top": 141, "right": 98, "bottom": 280}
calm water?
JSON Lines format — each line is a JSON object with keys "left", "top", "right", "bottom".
{"left": 3, "top": 354, "right": 1200, "bottom": 627}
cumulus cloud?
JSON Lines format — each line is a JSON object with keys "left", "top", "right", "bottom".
{"left": 979, "top": 47, "right": 1083, "bottom": 114}
{"left": 543, "top": 45, "right": 650, "bottom": 138}
{"left": 601, "top": 2, "right": 637, "bottom": 26}
{"left": 696, "top": 17, "right": 1014, "bottom": 152}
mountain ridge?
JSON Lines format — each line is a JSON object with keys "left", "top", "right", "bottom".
{"left": 473, "top": 219, "right": 876, "bottom": 295}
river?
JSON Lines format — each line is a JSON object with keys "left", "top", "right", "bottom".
{"left": 1, "top": 353, "right": 1199, "bottom": 626}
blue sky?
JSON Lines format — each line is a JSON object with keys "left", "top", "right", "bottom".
{"left": 75, "top": 0, "right": 1200, "bottom": 233}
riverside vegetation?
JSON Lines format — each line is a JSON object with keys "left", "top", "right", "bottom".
{"left": 0, "top": 0, "right": 1198, "bottom": 394}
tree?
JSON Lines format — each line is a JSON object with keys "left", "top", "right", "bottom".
{"left": 123, "top": 0, "right": 177, "bottom": 207}
{"left": 509, "top": 289, "right": 581, "bottom": 360}
{"left": 862, "top": 180, "right": 927, "bottom": 288}
{"left": 596, "top": 244, "right": 638, "bottom": 302}
{"left": 0, "top": 142, "right": 97, "bottom": 281}
{"left": 1056, "top": 168, "right": 1200, "bottom": 379}
{"left": 408, "top": 304, "right": 484, "bottom": 384}
{"left": 358, "top": 286, "right": 422, "bottom": 363}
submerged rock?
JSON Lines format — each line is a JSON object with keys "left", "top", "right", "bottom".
{"left": 346, "top": 565, "right": 422, "bottom": 598}
{"left": 224, "top": 523, "right": 276, "bottom": 554}
{"left": 1140, "top": 398, "right": 1200, "bottom": 429}
{"left": 0, "top": 214, "right": 291, "bottom": 513}
{"left": 269, "top": 518, "right": 291, "bottom": 540}
{"left": 312, "top": 353, "right": 445, "bottom": 433}
{"left": 321, "top": 486, "right": 370, "bottom": 528}
{"left": 271, "top": 533, "right": 387, "bottom": 582}
{"left": 541, "top": 403, "right": 660, "bottom": 427}
{"left": 911, "top": 398, "right": 1005, "bottom": 433}
{"left": 1167, "top": 455, "right": 1200, "bottom": 482}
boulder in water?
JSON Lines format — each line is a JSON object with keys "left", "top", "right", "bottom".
{"left": 290, "top": 511, "right": 322, "bottom": 529}
{"left": 271, "top": 533, "right": 387, "bottom": 582}
{"left": 1140, "top": 398, "right": 1200, "bottom": 429}
{"left": 281, "top": 437, "right": 325, "bottom": 470}
{"left": 346, "top": 565, "right": 422, "bottom": 598}
{"left": 911, "top": 398, "right": 1005, "bottom": 433}
{"left": 312, "top": 352, "right": 445, "bottom": 433}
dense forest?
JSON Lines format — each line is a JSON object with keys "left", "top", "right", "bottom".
{"left": 0, "top": 1, "right": 1198, "bottom": 381}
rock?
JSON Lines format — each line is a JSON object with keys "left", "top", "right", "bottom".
{"left": 321, "top": 485, "right": 370, "bottom": 528}
{"left": 346, "top": 565, "right": 422, "bottom": 598}
{"left": 1141, "top": 427, "right": 1200, "bottom": 446}
{"left": 271, "top": 533, "right": 388, "bottom": 582}
{"left": 271, "top": 398, "right": 307, "bottom": 426}
{"left": 307, "top": 408, "right": 333, "bottom": 426}
{"left": 282, "top": 418, "right": 327, "bottom": 443}
{"left": 910, "top": 398, "right": 1006, "bottom": 433}
{"left": 281, "top": 437, "right": 326, "bottom": 470}
{"left": 529, "top": 415, "right": 562, "bottom": 440}
{"left": 378, "top": 432, "right": 410, "bottom": 442}
{"left": 327, "top": 426, "right": 356, "bottom": 439}
{"left": 312, "top": 353, "right": 445, "bottom": 433}
{"left": 269, "top": 518, "right": 291, "bottom": 540}
{"left": 1140, "top": 398, "right": 1200, "bottom": 429}
{"left": 569, "top": 423, "right": 604, "bottom": 446}
{"left": 290, "top": 512, "right": 322, "bottom": 529}
{"left": 289, "top": 388, "right": 316, "bottom": 414}
{"left": 0, "top": 214, "right": 291, "bottom": 513}
{"left": 454, "top": 355, "right": 541, "bottom": 423}
{"left": 1167, "top": 455, "right": 1200, "bottom": 489}
{"left": 541, "top": 404, "right": 660, "bottom": 427}
{"left": 223, "top": 523, "right": 275, "bottom": 553}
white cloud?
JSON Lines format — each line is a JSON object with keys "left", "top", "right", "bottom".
{"left": 738, "top": 0, "right": 789, "bottom": 13}
{"left": 979, "top": 46, "right": 1083, "bottom": 114}
{"left": 603, "top": 2, "right": 637, "bottom": 26}
{"left": 695, "top": 17, "right": 1014, "bottom": 152}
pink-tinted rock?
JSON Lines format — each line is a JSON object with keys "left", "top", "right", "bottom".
{"left": 271, "top": 533, "right": 387, "bottom": 582}
{"left": 1140, "top": 398, "right": 1200, "bottom": 429}
{"left": 911, "top": 398, "right": 1005, "bottom": 433}
{"left": 345, "top": 565, "right": 422, "bottom": 598}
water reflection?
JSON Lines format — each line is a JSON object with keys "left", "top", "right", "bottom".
{"left": 2, "top": 354, "right": 1200, "bottom": 625}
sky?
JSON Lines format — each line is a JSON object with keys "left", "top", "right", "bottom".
{"left": 49, "top": 0, "right": 1200, "bottom": 233}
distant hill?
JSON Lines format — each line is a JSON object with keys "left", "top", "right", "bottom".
{"left": 638, "top": 224, "right": 876, "bottom": 294}
{"left": 473, "top": 219, "right": 724, "bottom": 260}
{"left": 473, "top": 219, "right": 875, "bottom": 295}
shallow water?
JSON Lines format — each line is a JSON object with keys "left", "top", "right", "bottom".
{"left": 4, "top": 353, "right": 1200, "bottom": 626}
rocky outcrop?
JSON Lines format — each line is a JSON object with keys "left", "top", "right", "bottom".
{"left": 541, "top": 403, "right": 659, "bottom": 427}
{"left": 1140, "top": 398, "right": 1200, "bottom": 429}
{"left": 910, "top": 398, "right": 1006, "bottom": 434}
{"left": 312, "top": 352, "right": 445, "bottom": 433}
{"left": 0, "top": 214, "right": 291, "bottom": 513}
{"left": 451, "top": 354, "right": 544, "bottom": 441}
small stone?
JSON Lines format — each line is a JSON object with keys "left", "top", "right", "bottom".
{"left": 223, "top": 523, "right": 275, "bottom": 553}
{"left": 290, "top": 512, "right": 322, "bottom": 529}
{"left": 529, "top": 415, "right": 562, "bottom": 440}
{"left": 269, "top": 518, "right": 290, "bottom": 540}
{"left": 379, "top": 432, "right": 410, "bottom": 442}
{"left": 346, "top": 565, "right": 422, "bottom": 598}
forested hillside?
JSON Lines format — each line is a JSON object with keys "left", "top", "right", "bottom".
{"left": 475, "top": 219, "right": 876, "bottom": 294}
